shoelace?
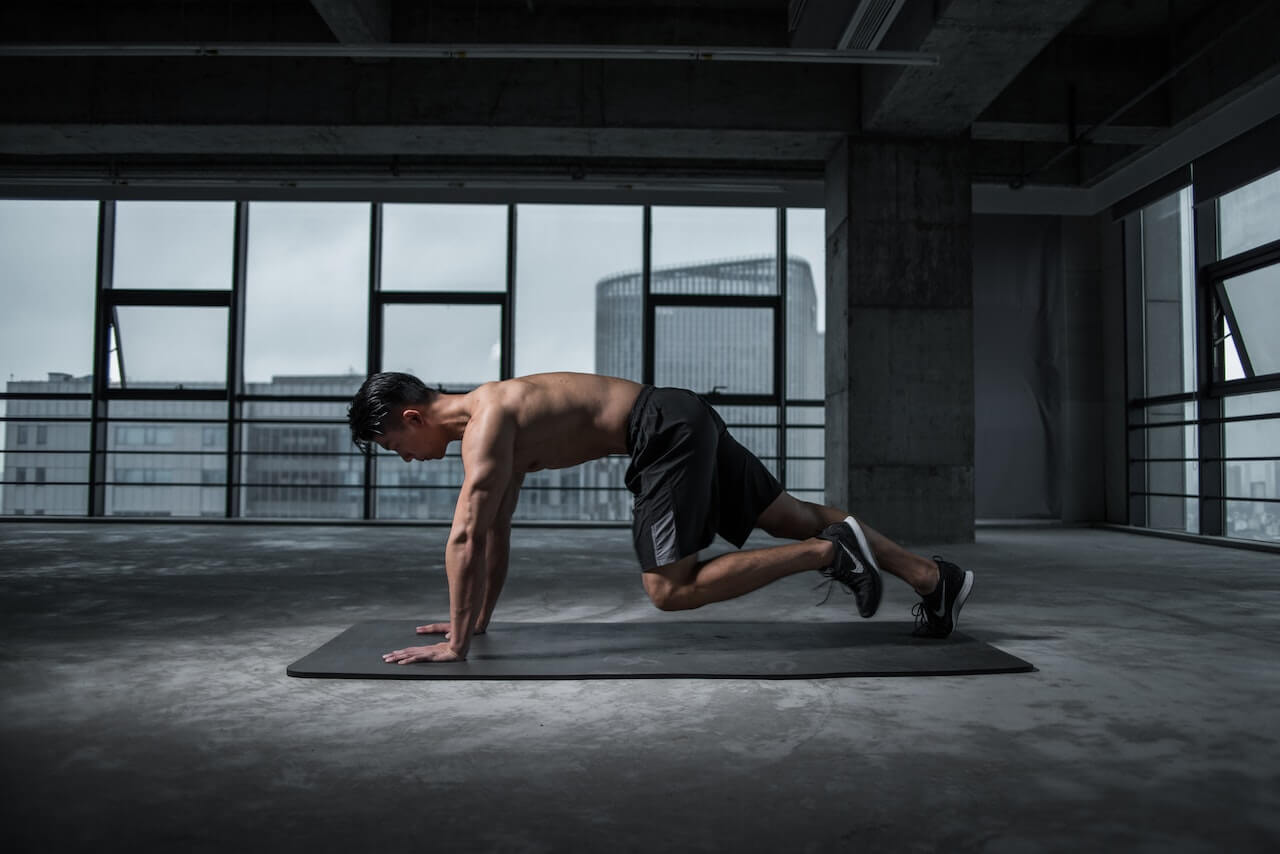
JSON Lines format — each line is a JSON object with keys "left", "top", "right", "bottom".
{"left": 813, "top": 565, "right": 856, "bottom": 606}
{"left": 911, "top": 601, "right": 932, "bottom": 634}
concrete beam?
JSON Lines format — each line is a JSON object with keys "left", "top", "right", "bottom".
{"left": 309, "top": 0, "right": 390, "bottom": 44}
{"left": 0, "top": 124, "right": 842, "bottom": 163}
{"left": 971, "top": 121, "right": 1166, "bottom": 146}
{"left": 863, "top": 0, "right": 1094, "bottom": 135}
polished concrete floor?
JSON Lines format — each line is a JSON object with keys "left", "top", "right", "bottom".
{"left": 1, "top": 521, "right": 1277, "bottom": 853}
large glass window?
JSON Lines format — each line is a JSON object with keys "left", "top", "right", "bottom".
{"left": 245, "top": 203, "right": 369, "bottom": 390}
{"left": 2, "top": 199, "right": 829, "bottom": 522}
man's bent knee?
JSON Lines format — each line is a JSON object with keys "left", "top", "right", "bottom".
{"left": 642, "top": 554, "right": 701, "bottom": 611}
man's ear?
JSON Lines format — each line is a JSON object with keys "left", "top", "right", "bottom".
{"left": 400, "top": 408, "right": 423, "bottom": 427}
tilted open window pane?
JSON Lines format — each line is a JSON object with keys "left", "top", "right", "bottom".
{"left": 382, "top": 204, "right": 507, "bottom": 292}
{"left": 1220, "top": 263, "right": 1280, "bottom": 377}
{"left": 382, "top": 304, "right": 502, "bottom": 388}
{"left": 114, "top": 202, "right": 234, "bottom": 290}
{"left": 656, "top": 307, "right": 774, "bottom": 396}
{"left": 109, "top": 307, "right": 228, "bottom": 388}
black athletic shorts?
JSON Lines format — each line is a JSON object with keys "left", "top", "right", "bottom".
{"left": 624, "top": 385, "right": 784, "bottom": 571}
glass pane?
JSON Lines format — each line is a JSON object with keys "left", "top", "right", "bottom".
{"left": 1225, "top": 502, "right": 1279, "bottom": 543}
{"left": 108, "top": 400, "right": 225, "bottom": 420}
{"left": 1224, "top": 414, "right": 1279, "bottom": 541}
{"left": 651, "top": 207, "right": 777, "bottom": 295}
{"left": 110, "top": 306, "right": 228, "bottom": 388}
{"left": 514, "top": 205, "right": 642, "bottom": 378}
{"left": 786, "top": 208, "right": 825, "bottom": 400}
{"left": 1140, "top": 189, "right": 1195, "bottom": 398}
{"left": 1218, "top": 168, "right": 1280, "bottom": 259}
{"left": 382, "top": 304, "right": 502, "bottom": 388}
{"left": 382, "top": 204, "right": 507, "bottom": 292}
{"left": 1, "top": 399, "right": 92, "bottom": 516}
{"left": 786, "top": 425, "right": 824, "bottom": 458}
{"left": 1134, "top": 402, "right": 1198, "bottom": 532}
{"left": 1223, "top": 390, "right": 1280, "bottom": 419}
{"left": 1144, "top": 495, "right": 1197, "bottom": 534}
{"left": 239, "top": 402, "right": 363, "bottom": 520}
{"left": 1222, "top": 264, "right": 1280, "bottom": 376}
{"left": 245, "top": 203, "right": 369, "bottom": 385}
{"left": 114, "top": 202, "right": 234, "bottom": 290}
{"left": 787, "top": 406, "right": 825, "bottom": 425}
{"left": 0, "top": 200, "right": 97, "bottom": 384}
{"left": 596, "top": 269, "right": 643, "bottom": 383}
{"left": 376, "top": 451, "right": 462, "bottom": 521}
{"left": 105, "top": 417, "right": 227, "bottom": 517}
{"left": 656, "top": 307, "right": 773, "bottom": 395}
{"left": 787, "top": 459, "right": 824, "bottom": 491}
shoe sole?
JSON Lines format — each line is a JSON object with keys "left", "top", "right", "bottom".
{"left": 842, "top": 516, "right": 883, "bottom": 617}
{"left": 949, "top": 570, "right": 975, "bottom": 634}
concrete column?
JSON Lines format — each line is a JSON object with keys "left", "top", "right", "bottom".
{"left": 824, "top": 137, "right": 974, "bottom": 544}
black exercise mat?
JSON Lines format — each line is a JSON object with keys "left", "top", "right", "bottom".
{"left": 287, "top": 620, "right": 1034, "bottom": 680}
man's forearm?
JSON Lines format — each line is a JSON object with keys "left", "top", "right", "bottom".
{"left": 477, "top": 526, "right": 511, "bottom": 630}
{"left": 444, "top": 537, "right": 487, "bottom": 656}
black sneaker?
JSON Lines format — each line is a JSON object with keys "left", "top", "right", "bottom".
{"left": 912, "top": 557, "right": 974, "bottom": 638}
{"left": 815, "top": 516, "right": 883, "bottom": 618}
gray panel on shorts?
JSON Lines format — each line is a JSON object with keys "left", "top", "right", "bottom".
{"left": 651, "top": 508, "right": 679, "bottom": 566}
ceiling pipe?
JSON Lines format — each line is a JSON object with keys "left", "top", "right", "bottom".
{"left": 0, "top": 42, "right": 939, "bottom": 66}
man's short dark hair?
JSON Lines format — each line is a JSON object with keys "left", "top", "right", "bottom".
{"left": 348, "top": 372, "right": 435, "bottom": 453}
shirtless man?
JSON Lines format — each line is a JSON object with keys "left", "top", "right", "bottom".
{"left": 346, "top": 371, "right": 975, "bottom": 664}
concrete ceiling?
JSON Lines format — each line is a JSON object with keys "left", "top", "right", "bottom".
{"left": 0, "top": 0, "right": 1277, "bottom": 200}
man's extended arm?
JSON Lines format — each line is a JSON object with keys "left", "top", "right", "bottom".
{"left": 383, "top": 405, "right": 515, "bottom": 665}
{"left": 476, "top": 472, "right": 523, "bottom": 632}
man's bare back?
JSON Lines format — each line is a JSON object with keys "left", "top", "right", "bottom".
{"left": 470, "top": 372, "right": 644, "bottom": 472}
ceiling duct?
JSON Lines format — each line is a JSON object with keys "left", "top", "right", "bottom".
{"left": 837, "top": 0, "right": 906, "bottom": 51}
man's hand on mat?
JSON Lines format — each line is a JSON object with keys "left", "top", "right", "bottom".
{"left": 382, "top": 642, "right": 464, "bottom": 664}
{"left": 415, "top": 622, "right": 487, "bottom": 640}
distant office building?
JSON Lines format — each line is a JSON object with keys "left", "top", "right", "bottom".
{"left": 595, "top": 255, "right": 823, "bottom": 399}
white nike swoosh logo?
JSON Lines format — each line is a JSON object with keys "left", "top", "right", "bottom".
{"left": 839, "top": 542, "right": 865, "bottom": 573}
{"left": 932, "top": 577, "right": 947, "bottom": 617}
